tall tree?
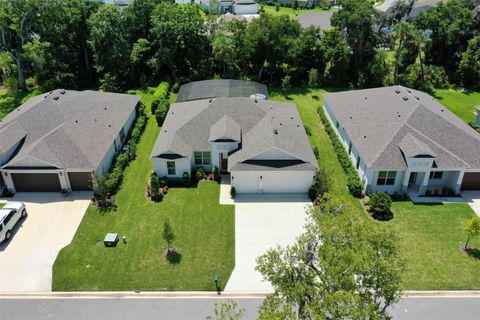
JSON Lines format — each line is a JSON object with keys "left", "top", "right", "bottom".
{"left": 256, "top": 204, "right": 403, "bottom": 320}
{"left": 0, "top": 0, "right": 44, "bottom": 90}
{"left": 322, "top": 28, "right": 350, "bottom": 86}
{"left": 459, "top": 35, "right": 480, "bottom": 89}
{"left": 87, "top": 4, "right": 130, "bottom": 89}
{"left": 415, "top": 0, "right": 476, "bottom": 79}
{"left": 331, "top": 0, "right": 380, "bottom": 83}
{"left": 150, "top": 3, "right": 209, "bottom": 80}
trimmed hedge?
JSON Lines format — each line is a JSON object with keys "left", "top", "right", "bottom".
{"left": 317, "top": 107, "right": 363, "bottom": 198}
{"left": 105, "top": 101, "right": 148, "bottom": 193}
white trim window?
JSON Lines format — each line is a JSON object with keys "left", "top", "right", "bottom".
{"left": 377, "top": 171, "right": 396, "bottom": 185}
{"left": 167, "top": 161, "right": 176, "bottom": 175}
{"left": 194, "top": 151, "right": 211, "bottom": 165}
{"left": 429, "top": 171, "right": 443, "bottom": 179}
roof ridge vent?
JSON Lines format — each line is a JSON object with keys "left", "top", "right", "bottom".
{"left": 402, "top": 96, "right": 409, "bottom": 101}
{"left": 53, "top": 96, "right": 59, "bottom": 101}
{"left": 395, "top": 89, "right": 401, "bottom": 94}
{"left": 60, "top": 90, "right": 66, "bottom": 94}
{"left": 209, "top": 98, "right": 213, "bottom": 103}
{"left": 273, "top": 129, "right": 278, "bottom": 135}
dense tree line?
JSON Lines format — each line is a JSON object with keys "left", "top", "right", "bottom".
{"left": 1, "top": 0, "right": 479, "bottom": 92}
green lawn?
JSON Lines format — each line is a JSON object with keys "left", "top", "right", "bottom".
{"left": 270, "top": 87, "right": 480, "bottom": 290}
{"left": 52, "top": 89, "right": 235, "bottom": 291}
{"left": 387, "top": 202, "right": 480, "bottom": 290}
{"left": 262, "top": 5, "right": 329, "bottom": 18}
{"left": 0, "top": 87, "right": 45, "bottom": 120}
{"left": 433, "top": 89, "right": 480, "bottom": 124}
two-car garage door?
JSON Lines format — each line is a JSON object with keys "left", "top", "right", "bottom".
{"left": 9, "top": 172, "right": 92, "bottom": 192}
{"left": 11, "top": 173, "right": 61, "bottom": 192}
{"left": 231, "top": 171, "right": 314, "bottom": 194}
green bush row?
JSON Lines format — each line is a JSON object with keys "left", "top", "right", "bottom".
{"left": 149, "top": 82, "right": 171, "bottom": 127}
{"left": 105, "top": 101, "right": 148, "bottom": 193}
{"left": 317, "top": 107, "right": 363, "bottom": 198}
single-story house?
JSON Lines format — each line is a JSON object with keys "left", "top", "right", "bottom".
{"left": 199, "top": 0, "right": 258, "bottom": 15}
{"left": 0, "top": 89, "right": 140, "bottom": 193}
{"left": 323, "top": 86, "right": 480, "bottom": 195}
{"left": 150, "top": 80, "right": 318, "bottom": 194}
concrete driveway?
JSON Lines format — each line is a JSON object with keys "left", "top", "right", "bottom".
{"left": 224, "top": 194, "right": 310, "bottom": 293}
{"left": 0, "top": 192, "right": 91, "bottom": 292}
{"left": 461, "top": 191, "right": 480, "bottom": 217}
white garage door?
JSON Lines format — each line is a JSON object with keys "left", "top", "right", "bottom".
{"left": 231, "top": 171, "right": 314, "bottom": 194}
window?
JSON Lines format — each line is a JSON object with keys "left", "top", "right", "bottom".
{"left": 119, "top": 127, "right": 125, "bottom": 142}
{"left": 356, "top": 156, "right": 360, "bottom": 169}
{"left": 194, "top": 151, "right": 211, "bottom": 165}
{"left": 114, "top": 139, "right": 119, "bottom": 152}
{"left": 377, "top": 171, "right": 396, "bottom": 185}
{"left": 348, "top": 142, "right": 352, "bottom": 155}
{"left": 429, "top": 171, "right": 443, "bottom": 179}
{"left": 336, "top": 121, "right": 340, "bottom": 129}
{"left": 167, "top": 161, "right": 176, "bottom": 175}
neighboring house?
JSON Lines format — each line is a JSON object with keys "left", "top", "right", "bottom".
{"left": 476, "top": 106, "right": 480, "bottom": 126}
{"left": 150, "top": 80, "right": 318, "bottom": 194}
{"left": 0, "top": 89, "right": 140, "bottom": 193}
{"left": 296, "top": 11, "right": 333, "bottom": 30}
{"left": 323, "top": 86, "right": 480, "bottom": 195}
{"left": 199, "top": 0, "right": 258, "bottom": 15}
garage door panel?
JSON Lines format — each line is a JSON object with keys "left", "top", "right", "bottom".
{"left": 68, "top": 172, "right": 92, "bottom": 191}
{"left": 462, "top": 173, "right": 480, "bottom": 190}
{"left": 12, "top": 173, "right": 61, "bottom": 192}
{"left": 232, "top": 171, "right": 313, "bottom": 194}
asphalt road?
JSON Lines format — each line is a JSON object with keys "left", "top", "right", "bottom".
{"left": 0, "top": 297, "right": 479, "bottom": 320}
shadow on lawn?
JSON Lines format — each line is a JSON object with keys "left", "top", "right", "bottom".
{"left": 166, "top": 251, "right": 182, "bottom": 264}
{"left": 466, "top": 248, "right": 480, "bottom": 261}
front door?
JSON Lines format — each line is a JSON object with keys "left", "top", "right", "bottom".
{"left": 408, "top": 172, "right": 417, "bottom": 187}
{"left": 220, "top": 153, "right": 228, "bottom": 172}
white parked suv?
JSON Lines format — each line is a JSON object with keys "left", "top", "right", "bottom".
{"left": 0, "top": 202, "right": 27, "bottom": 243}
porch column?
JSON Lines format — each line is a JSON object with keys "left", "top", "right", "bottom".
{"left": 2, "top": 170, "right": 16, "bottom": 193}
{"left": 401, "top": 170, "right": 410, "bottom": 193}
{"left": 58, "top": 170, "right": 71, "bottom": 192}
{"left": 454, "top": 170, "right": 465, "bottom": 194}
{"left": 419, "top": 170, "right": 431, "bottom": 195}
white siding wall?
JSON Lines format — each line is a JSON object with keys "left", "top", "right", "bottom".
{"left": 211, "top": 142, "right": 239, "bottom": 169}
{"left": 231, "top": 171, "right": 314, "bottom": 193}
{"left": 367, "top": 170, "right": 405, "bottom": 194}
{"left": 153, "top": 157, "right": 191, "bottom": 179}
{"left": 323, "top": 103, "right": 367, "bottom": 185}
{"left": 95, "top": 107, "right": 136, "bottom": 175}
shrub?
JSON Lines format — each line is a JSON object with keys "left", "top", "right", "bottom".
{"left": 317, "top": 107, "right": 364, "bottom": 198}
{"left": 425, "top": 189, "right": 432, "bottom": 196}
{"left": 369, "top": 192, "right": 392, "bottom": 215}
{"left": 150, "top": 174, "right": 160, "bottom": 195}
{"left": 230, "top": 186, "right": 236, "bottom": 198}
{"left": 105, "top": 166, "right": 123, "bottom": 192}
{"left": 115, "top": 151, "right": 129, "bottom": 170}
{"left": 152, "top": 82, "right": 170, "bottom": 100}
{"left": 159, "top": 177, "right": 168, "bottom": 188}
{"left": 304, "top": 125, "right": 312, "bottom": 136}
{"left": 195, "top": 167, "right": 206, "bottom": 180}
{"left": 182, "top": 172, "right": 190, "bottom": 186}
{"left": 313, "top": 146, "right": 319, "bottom": 159}
{"left": 308, "top": 187, "right": 317, "bottom": 201}
{"left": 155, "top": 98, "right": 170, "bottom": 126}
{"left": 151, "top": 192, "right": 164, "bottom": 202}
{"left": 151, "top": 99, "right": 161, "bottom": 114}
{"left": 275, "top": 3, "right": 280, "bottom": 11}
{"left": 213, "top": 166, "right": 219, "bottom": 180}
{"left": 127, "top": 143, "right": 137, "bottom": 160}
{"left": 310, "top": 168, "right": 331, "bottom": 200}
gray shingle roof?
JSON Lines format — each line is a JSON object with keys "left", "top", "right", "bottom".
{"left": 151, "top": 97, "right": 318, "bottom": 172}
{"left": 398, "top": 133, "right": 436, "bottom": 158}
{"left": 324, "top": 86, "right": 480, "bottom": 170}
{"left": 0, "top": 89, "right": 140, "bottom": 170}
{"left": 209, "top": 115, "right": 241, "bottom": 142}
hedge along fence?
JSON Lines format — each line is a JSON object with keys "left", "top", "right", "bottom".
{"left": 317, "top": 106, "right": 364, "bottom": 198}
{"left": 150, "top": 82, "right": 171, "bottom": 126}
{"left": 104, "top": 101, "right": 148, "bottom": 193}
